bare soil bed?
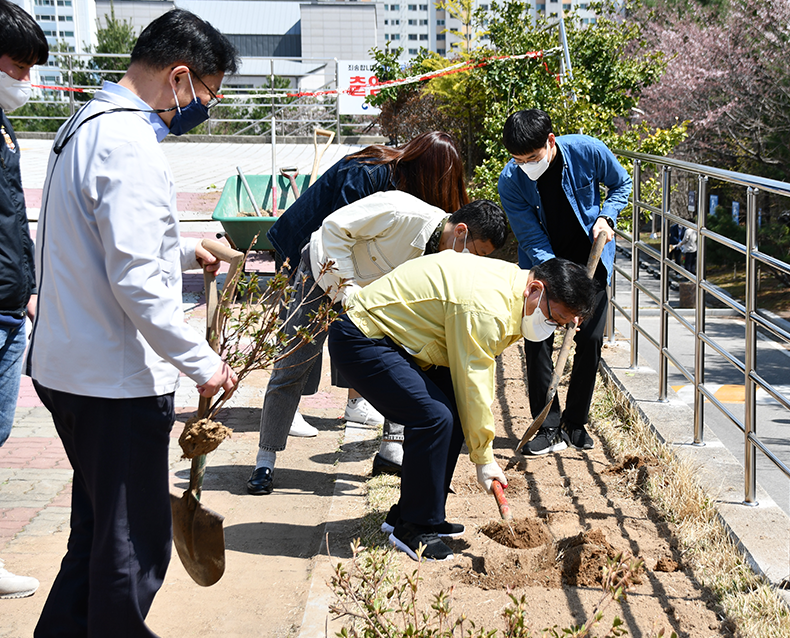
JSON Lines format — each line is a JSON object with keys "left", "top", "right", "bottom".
{"left": 331, "top": 343, "right": 735, "bottom": 638}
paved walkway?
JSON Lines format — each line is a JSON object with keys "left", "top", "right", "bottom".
{"left": 2, "top": 138, "right": 370, "bottom": 636}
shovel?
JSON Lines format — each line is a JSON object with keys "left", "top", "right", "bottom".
{"left": 280, "top": 166, "right": 301, "bottom": 200}
{"left": 491, "top": 479, "right": 512, "bottom": 521}
{"left": 309, "top": 128, "right": 335, "bottom": 187}
{"left": 236, "top": 166, "right": 262, "bottom": 217}
{"left": 516, "top": 233, "right": 608, "bottom": 453}
{"left": 171, "top": 239, "right": 244, "bottom": 587}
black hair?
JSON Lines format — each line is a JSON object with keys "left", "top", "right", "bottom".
{"left": 131, "top": 9, "right": 239, "bottom": 77}
{"left": 502, "top": 109, "right": 553, "bottom": 156}
{"left": 449, "top": 199, "right": 508, "bottom": 250}
{"left": 0, "top": 0, "right": 48, "bottom": 66}
{"left": 531, "top": 258, "right": 599, "bottom": 319}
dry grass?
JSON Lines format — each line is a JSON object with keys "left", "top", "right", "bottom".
{"left": 591, "top": 374, "right": 790, "bottom": 638}
{"left": 359, "top": 473, "right": 400, "bottom": 549}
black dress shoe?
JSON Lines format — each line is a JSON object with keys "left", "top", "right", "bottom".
{"left": 247, "top": 466, "right": 273, "bottom": 495}
{"left": 372, "top": 453, "right": 401, "bottom": 477}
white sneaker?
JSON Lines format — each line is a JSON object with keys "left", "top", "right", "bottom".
{"left": 0, "top": 559, "right": 39, "bottom": 599}
{"left": 288, "top": 412, "right": 318, "bottom": 437}
{"left": 344, "top": 398, "right": 385, "bottom": 426}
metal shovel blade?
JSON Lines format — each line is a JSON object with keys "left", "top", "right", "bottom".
{"left": 170, "top": 488, "right": 226, "bottom": 587}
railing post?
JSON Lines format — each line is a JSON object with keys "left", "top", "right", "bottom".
{"left": 744, "top": 186, "right": 759, "bottom": 505}
{"left": 658, "top": 165, "right": 671, "bottom": 401}
{"left": 67, "top": 54, "right": 75, "bottom": 117}
{"left": 630, "top": 159, "right": 641, "bottom": 369}
{"left": 335, "top": 58, "right": 341, "bottom": 142}
{"left": 693, "top": 175, "right": 707, "bottom": 445}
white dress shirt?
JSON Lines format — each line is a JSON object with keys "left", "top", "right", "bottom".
{"left": 28, "top": 82, "right": 220, "bottom": 398}
{"left": 309, "top": 190, "right": 447, "bottom": 303}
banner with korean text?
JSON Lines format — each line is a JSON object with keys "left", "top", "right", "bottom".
{"left": 337, "top": 60, "right": 381, "bottom": 115}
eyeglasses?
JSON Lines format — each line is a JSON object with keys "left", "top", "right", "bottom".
{"left": 543, "top": 294, "right": 560, "bottom": 327}
{"left": 190, "top": 70, "right": 221, "bottom": 108}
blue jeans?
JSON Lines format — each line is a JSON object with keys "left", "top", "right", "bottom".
{"left": 258, "top": 254, "right": 342, "bottom": 451}
{"left": 0, "top": 321, "right": 26, "bottom": 446}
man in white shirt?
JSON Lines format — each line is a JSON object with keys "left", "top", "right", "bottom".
{"left": 248, "top": 192, "right": 508, "bottom": 496}
{"left": 27, "top": 10, "right": 238, "bottom": 636}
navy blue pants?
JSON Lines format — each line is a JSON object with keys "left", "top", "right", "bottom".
{"left": 525, "top": 286, "right": 609, "bottom": 430}
{"left": 328, "top": 317, "right": 464, "bottom": 526}
{"left": 33, "top": 382, "right": 174, "bottom": 638}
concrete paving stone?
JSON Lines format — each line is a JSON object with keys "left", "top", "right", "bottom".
{"left": 1, "top": 469, "right": 72, "bottom": 482}
{"left": 0, "top": 507, "right": 40, "bottom": 522}
{"left": 23, "top": 508, "right": 70, "bottom": 537}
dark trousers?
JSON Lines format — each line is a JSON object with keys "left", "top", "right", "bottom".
{"left": 33, "top": 382, "right": 175, "bottom": 638}
{"left": 328, "top": 317, "right": 464, "bottom": 526}
{"left": 524, "top": 286, "right": 609, "bottom": 430}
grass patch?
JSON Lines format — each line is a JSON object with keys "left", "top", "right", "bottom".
{"left": 591, "top": 374, "right": 790, "bottom": 638}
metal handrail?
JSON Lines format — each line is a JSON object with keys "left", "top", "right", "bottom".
{"left": 611, "top": 150, "right": 790, "bottom": 506}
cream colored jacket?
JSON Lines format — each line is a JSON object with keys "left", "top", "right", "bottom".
{"left": 309, "top": 191, "right": 446, "bottom": 303}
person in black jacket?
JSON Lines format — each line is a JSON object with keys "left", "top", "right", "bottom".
{"left": 0, "top": 0, "right": 47, "bottom": 600}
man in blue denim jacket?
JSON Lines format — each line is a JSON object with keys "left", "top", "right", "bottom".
{"left": 498, "top": 109, "right": 632, "bottom": 455}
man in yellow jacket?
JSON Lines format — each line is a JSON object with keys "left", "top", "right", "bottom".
{"left": 328, "top": 251, "right": 597, "bottom": 561}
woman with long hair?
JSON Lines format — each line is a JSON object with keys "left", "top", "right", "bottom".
{"left": 268, "top": 131, "right": 469, "bottom": 269}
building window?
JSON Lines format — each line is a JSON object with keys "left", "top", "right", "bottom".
{"left": 436, "top": 19, "right": 445, "bottom": 25}
{"left": 390, "top": 33, "right": 400, "bottom": 39}
{"left": 408, "top": 18, "right": 416, "bottom": 24}
{"left": 549, "top": 11, "right": 557, "bottom": 16}
{"left": 437, "top": 49, "right": 446, "bottom": 55}
{"left": 419, "top": 34, "right": 428, "bottom": 40}
{"left": 392, "top": 19, "right": 400, "bottom": 24}
{"left": 57, "top": 0, "right": 72, "bottom": 5}
{"left": 42, "top": 29, "right": 56, "bottom": 36}
{"left": 35, "top": 0, "right": 54, "bottom": 5}
{"left": 579, "top": 2, "right": 588, "bottom": 7}
{"left": 563, "top": 3, "right": 571, "bottom": 8}
{"left": 58, "top": 15, "right": 73, "bottom": 21}
{"left": 408, "top": 3, "right": 416, "bottom": 9}
{"left": 408, "top": 33, "right": 417, "bottom": 40}
{"left": 58, "top": 30, "right": 73, "bottom": 37}
{"left": 419, "top": 4, "right": 427, "bottom": 9}
{"left": 480, "top": 3, "right": 489, "bottom": 9}
{"left": 436, "top": 33, "right": 445, "bottom": 40}
{"left": 419, "top": 19, "right": 428, "bottom": 24}
{"left": 389, "top": 4, "right": 400, "bottom": 9}
{"left": 35, "top": 13, "right": 54, "bottom": 21}
{"left": 408, "top": 48, "right": 418, "bottom": 54}
{"left": 536, "top": 3, "right": 545, "bottom": 9}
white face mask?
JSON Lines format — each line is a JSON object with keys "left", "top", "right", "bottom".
{"left": 451, "top": 229, "right": 471, "bottom": 254}
{"left": 518, "top": 139, "right": 552, "bottom": 181}
{"left": 0, "top": 70, "right": 32, "bottom": 112}
{"left": 521, "top": 288, "right": 557, "bottom": 342}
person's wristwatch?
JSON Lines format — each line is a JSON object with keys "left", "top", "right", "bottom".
{"left": 597, "top": 216, "right": 615, "bottom": 229}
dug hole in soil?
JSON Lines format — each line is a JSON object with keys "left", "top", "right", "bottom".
{"left": 333, "top": 343, "right": 734, "bottom": 638}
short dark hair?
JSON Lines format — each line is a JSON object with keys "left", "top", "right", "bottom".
{"left": 503, "top": 109, "right": 553, "bottom": 156}
{"left": 449, "top": 199, "right": 508, "bottom": 250}
{"left": 0, "top": 0, "right": 48, "bottom": 66}
{"left": 131, "top": 9, "right": 239, "bottom": 77}
{"left": 531, "top": 258, "right": 599, "bottom": 319}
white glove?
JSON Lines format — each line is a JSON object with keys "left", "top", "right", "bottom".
{"left": 476, "top": 462, "right": 507, "bottom": 495}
